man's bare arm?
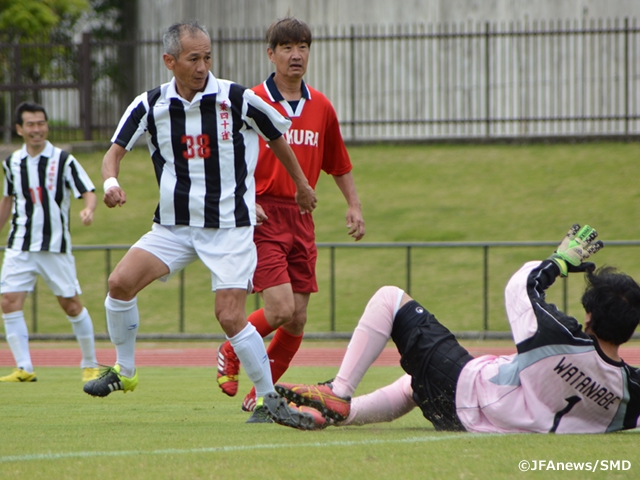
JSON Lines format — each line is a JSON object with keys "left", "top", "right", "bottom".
{"left": 102, "top": 143, "right": 128, "bottom": 208}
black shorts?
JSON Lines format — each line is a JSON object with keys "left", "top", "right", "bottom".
{"left": 391, "top": 300, "right": 474, "bottom": 431}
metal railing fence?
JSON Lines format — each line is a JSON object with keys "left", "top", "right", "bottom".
{"left": 4, "top": 18, "right": 640, "bottom": 143}
{"left": 6, "top": 240, "right": 640, "bottom": 340}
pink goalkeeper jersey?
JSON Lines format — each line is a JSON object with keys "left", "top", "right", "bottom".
{"left": 456, "top": 261, "right": 640, "bottom": 434}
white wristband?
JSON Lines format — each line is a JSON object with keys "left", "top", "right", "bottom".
{"left": 103, "top": 177, "right": 120, "bottom": 193}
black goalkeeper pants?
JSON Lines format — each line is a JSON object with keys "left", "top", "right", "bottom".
{"left": 391, "top": 300, "right": 474, "bottom": 431}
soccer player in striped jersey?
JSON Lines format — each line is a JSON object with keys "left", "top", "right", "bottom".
{"left": 83, "top": 21, "right": 316, "bottom": 404}
{"left": 0, "top": 102, "right": 99, "bottom": 383}
{"left": 216, "top": 17, "right": 366, "bottom": 422}
{"left": 265, "top": 225, "right": 640, "bottom": 434}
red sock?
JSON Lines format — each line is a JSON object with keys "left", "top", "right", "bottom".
{"left": 246, "top": 308, "right": 275, "bottom": 338}
{"left": 267, "top": 327, "right": 303, "bottom": 383}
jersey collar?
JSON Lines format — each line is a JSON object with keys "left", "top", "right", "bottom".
{"left": 20, "top": 141, "right": 53, "bottom": 161}
{"left": 264, "top": 73, "right": 310, "bottom": 117}
{"left": 265, "top": 72, "right": 310, "bottom": 102}
{"left": 590, "top": 335, "right": 626, "bottom": 367}
{"left": 167, "top": 72, "right": 220, "bottom": 104}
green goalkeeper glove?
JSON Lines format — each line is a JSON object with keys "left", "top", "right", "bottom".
{"left": 548, "top": 224, "right": 604, "bottom": 276}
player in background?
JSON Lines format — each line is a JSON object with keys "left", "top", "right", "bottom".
{"left": 265, "top": 225, "right": 640, "bottom": 434}
{"left": 216, "top": 17, "right": 366, "bottom": 422}
{"left": 0, "top": 102, "right": 98, "bottom": 383}
{"left": 83, "top": 21, "right": 316, "bottom": 403}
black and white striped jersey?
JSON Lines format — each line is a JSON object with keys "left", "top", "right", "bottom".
{"left": 112, "top": 72, "right": 292, "bottom": 228}
{"left": 2, "top": 141, "right": 95, "bottom": 254}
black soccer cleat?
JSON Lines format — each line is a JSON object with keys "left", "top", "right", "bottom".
{"left": 245, "top": 405, "right": 274, "bottom": 424}
{"left": 83, "top": 365, "right": 138, "bottom": 397}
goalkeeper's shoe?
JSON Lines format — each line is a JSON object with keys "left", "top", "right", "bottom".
{"left": 83, "top": 365, "right": 138, "bottom": 397}
{"left": 275, "top": 380, "right": 351, "bottom": 422}
{"left": 263, "top": 392, "right": 329, "bottom": 430}
{"left": 291, "top": 404, "right": 330, "bottom": 429}
{"left": 245, "top": 397, "right": 274, "bottom": 424}
{"left": 82, "top": 367, "right": 100, "bottom": 382}
{"left": 0, "top": 368, "right": 37, "bottom": 382}
{"left": 216, "top": 341, "right": 240, "bottom": 397}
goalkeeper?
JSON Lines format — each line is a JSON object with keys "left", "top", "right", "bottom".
{"left": 264, "top": 224, "right": 640, "bottom": 433}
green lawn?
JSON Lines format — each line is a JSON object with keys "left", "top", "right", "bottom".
{"left": 2, "top": 142, "right": 640, "bottom": 336}
{"left": 0, "top": 365, "right": 637, "bottom": 480}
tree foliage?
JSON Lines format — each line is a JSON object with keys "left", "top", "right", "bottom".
{"left": 0, "top": 0, "right": 135, "bottom": 136}
{"left": 87, "top": 0, "right": 135, "bottom": 41}
{"left": 0, "top": 0, "right": 89, "bottom": 41}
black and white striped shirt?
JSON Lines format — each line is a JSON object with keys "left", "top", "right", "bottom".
{"left": 2, "top": 141, "right": 95, "bottom": 254}
{"left": 112, "top": 72, "right": 292, "bottom": 228}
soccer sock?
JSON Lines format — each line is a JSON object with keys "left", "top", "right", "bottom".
{"left": 247, "top": 308, "right": 276, "bottom": 337}
{"left": 228, "top": 323, "right": 273, "bottom": 398}
{"left": 245, "top": 327, "right": 303, "bottom": 400}
{"left": 342, "top": 374, "right": 416, "bottom": 426}
{"left": 230, "top": 308, "right": 276, "bottom": 382}
{"left": 266, "top": 327, "right": 303, "bottom": 383}
{"left": 3, "top": 311, "right": 33, "bottom": 373}
{"left": 105, "top": 295, "right": 139, "bottom": 378}
{"left": 68, "top": 307, "right": 98, "bottom": 368}
{"left": 332, "top": 286, "right": 404, "bottom": 399}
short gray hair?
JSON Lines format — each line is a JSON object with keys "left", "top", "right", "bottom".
{"left": 163, "top": 21, "right": 210, "bottom": 58}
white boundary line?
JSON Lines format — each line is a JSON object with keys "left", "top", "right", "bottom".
{"left": 0, "top": 433, "right": 480, "bottom": 464}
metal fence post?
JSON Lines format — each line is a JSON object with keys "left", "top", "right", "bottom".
{"left": 12, "top": 42, "right": 22, "bottom": 105}
{"left": 105, "top": 248, "right": 111, "bottom": 294}
{"left": 625, "top": 17, "right": 630, "bottom": 135}
{"left": 330, "top": 246, "right": 336, "bottom": 332}
{"left": 483, "top": 245, "right": 489, "bottom": 332}
{"left": 81, "top": 32, "right": 92, "bottom": 141}
{"left": 485, "top": 21, "right": 491, "bottom": 137}
{"left": 105, "top": 248, "right": 111, "bottom": 330}
{"left": 31, "top": 282, "right": 38, "bottom": 333}
{"left": 179, "top": 269, "right": 185, "bottom": 333}
{"left": 217, "top": 28, "right": 224, "bottom": 80}
{"left": 406, "top": 245, "right": 412, "bottom": 296}
{"left": 350, "top": 24, "right": 357, "bottom": 141}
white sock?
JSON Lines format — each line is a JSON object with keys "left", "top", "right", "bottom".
{"left": 228, "top": 323, "right": 274, "bottom": 398}
{"left": 68, "top": 307, "right": 97, "bottom": 368}
{"left": 3, "top": 311, "right": 33, "bottom": 373}
{"left": 105, "top": 295, "right": 139, "bottom": 378}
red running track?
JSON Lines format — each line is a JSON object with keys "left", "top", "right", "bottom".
{"left": 1, "top": 345, "right": 640, "bottom": 367}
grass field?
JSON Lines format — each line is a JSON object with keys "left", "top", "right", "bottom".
{"left": 1, "top": 363, "right": 638, "bottom": 480}
{"left": 2, "top": 142, "right": 640, "bottom": 479}
{"left": 3, "top": 141, "right": 640, "bottom": 337}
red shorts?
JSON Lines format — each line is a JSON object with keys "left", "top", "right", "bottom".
{"left": 252, "top": 195, "right": 317, "bottom": 293}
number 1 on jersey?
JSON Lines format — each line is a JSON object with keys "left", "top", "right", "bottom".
{"left": 29, "top": 187, "right": 43, "bottom": 204}
{"left": 549, "top": 396, "right": 581, "bottom": 433}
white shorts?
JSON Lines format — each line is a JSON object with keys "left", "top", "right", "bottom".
{"left": 0, "top": 249, "right": 82, "bottom": 298}
{"left": 132, "top": 223, "right": 257, "bottom": 291}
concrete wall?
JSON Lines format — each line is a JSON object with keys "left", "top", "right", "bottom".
{"left": 137, "top": 0, "right": 640, "bottom": 32}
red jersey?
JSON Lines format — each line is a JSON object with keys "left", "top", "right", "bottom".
{"left": 252, "top": 74, "right": 352, "bottom": 198}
